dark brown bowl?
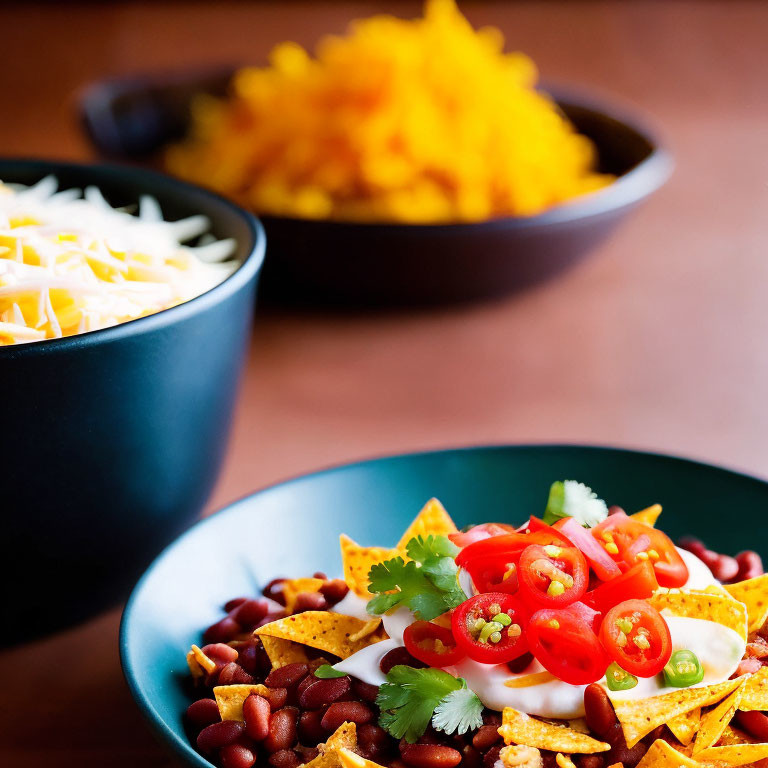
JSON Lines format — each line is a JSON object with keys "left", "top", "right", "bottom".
{"left": 80, "top": 70, "right": 672, "bottom": 307}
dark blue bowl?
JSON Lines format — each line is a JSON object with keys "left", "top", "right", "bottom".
{"left": 121, "top": 444, "right": 768, "bottom": 768}
{"left": 0, "top": 159, "right": 266, "bottom": 645}
{"left": 80, "top": 71, "right": 672, "bottom": 306}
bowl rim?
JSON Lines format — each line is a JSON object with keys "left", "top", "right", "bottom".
{"left": 81, "top": 72, "right": 672, "bottom": 232}
{"left": 0, "top": 157, "right": 266, "bottom": 357}
{"left": 120, "top": 441, "right": 767, "bottom": 768}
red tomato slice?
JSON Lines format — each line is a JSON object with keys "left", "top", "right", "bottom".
{"left": 555, "top": 517, "right": 622, "bottom": 581}
{"left": 403, "top": 620, "right": 466, "bottom": 667}
{"left": 518, "top": 544, "right": 588, "bottom": 608}
{"left": 599, "top": 599, "right": 672, "bottom": 677}
{"left": 528, "top": 608, "right": 609, "bottom": 685}
{"left": 583, "top": 561, "right": 659, "bottom": 613}
{"left": 451, "top": 593, "right": 529, "bottom": 664}
{"left": 469, "top": 563, "right": 519, "bottom": 595}
{"left": 592, "top": 514, "right": 688, "bottom": 588}
{"left": 449, "top": 523, "right": 519, "bottom": 548}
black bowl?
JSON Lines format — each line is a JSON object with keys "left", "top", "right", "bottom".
{"left": 0, "top": 158, "right": 266, "bottom": 645}
{"left": 81, "top": 72, "right": 672, "bottom": 307}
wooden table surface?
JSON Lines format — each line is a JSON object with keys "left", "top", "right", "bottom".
{"left": 2, "top": 1, "right": 767, "bottom": 765}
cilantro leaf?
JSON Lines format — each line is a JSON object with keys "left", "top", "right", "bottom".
{"left": 376, "top": 665, "right": 465, "bottom": 743}
{"left": 366, "top": 536, "right": 467, "bottom": 621}
{"left": 542, "top": 480, "right": 608, "bottom": 528}
{"left": 432, "top": 687, "right": 484, "bottom": 735}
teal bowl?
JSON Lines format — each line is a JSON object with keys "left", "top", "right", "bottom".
{"left": 120, "top": 444, "right": 768, "bottom": 767}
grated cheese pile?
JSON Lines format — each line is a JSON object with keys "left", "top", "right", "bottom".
{"left": 166, "top": 0, "right": 613, "bottom": 224}
{"left": 0, "top": 176, "right": 237, "bottom": 346}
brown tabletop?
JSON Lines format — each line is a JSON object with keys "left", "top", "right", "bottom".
{"left": 2, "top": 1, "right": 767, "bottom": 765}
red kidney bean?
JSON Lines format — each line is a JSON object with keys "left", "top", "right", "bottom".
{"left": 221, "top": 744, "right": 256, "bottom": 768}
{"left": 236, "top": 639, "right": 272, "bottom": 676}
{"left": 265, "top": 663, "right": 310, "bottom": 689}
{"left": 353, "top": 679, "right": 380, "bottom": 703}
{"left": 605, "top": 722, "right": 648, "bottom": 767}
{"left": 506, "top": 652, "right": 534, "bottom": 675}
{"left": 471, "top": 725, "right": 501, "bottom": 752}
{"left": 359, "top": 724, "right": 391, "bottom": 752}
{"left": 263, "top": 707, "right": 299, "bottom": 753}
{"left": 263, "top": 578, "right": 288, "bottom": 605}
{"left": 258, "top": 611, "right": 288, "bottom": 628}
{"left": 321, "top": 701, "right": 374, "bottom": 731}
{"left": 269, "top": 749, "right": 301, "bottom": 768}
{"left": 185, "top": 698, "right": 221, "bottom": 728}
{"left": 482, "top": 711, "right": 502, "bottom": 727}
{"left": 298, "top": 676, "right": 352, "bottom": 709}
{"left": 608, "top": 506, "right": 626, "bottom": 516}
{"left": 380, "top": 647, "right": 427, "bottom": 674}
{"left": 711, "top": 554, "right": 740, "bottom": 582}
{"left": 202, "top": 643, "right": 239, "bottom": 664}
{"left": 297, "top": 674, "right": 316, "bottom": 698}
{"left": 460, "top": 745, "right": 482, "bottom": 768}
{"left": 735, "top": 710, "right": 768, "bottom": 740}
{"left": 243, "top": 694, "right": 272, "bottom": 741}
{"left": 584, "top": 683, "right": 618, "bottom": 739}
{"left": 320, "top": 579, "right": 349, "bottom": 605}
{"left": 482, "top": 745, "right": 502, "bottom": 768}
{"left": 301, "top": 747, "right": 320, "bottom": 763}
{"left": 299, "top": 710, "right": 329, "bottom": 745}
{"left": 576, "top": 757, "right": 605, "bottom": 768}
{"left": 196, "top": 720, "right": 245, "bottom": 753}
{"left": 541, "top": 752, "right": 558, "bottom": 768}
{"left": 218, "top": 662, "right": 255, "bottom": 685}
{"left": 313, "top": 572, "right": 328, "bottom": 580}
{"left": 225, "top": 597, "right": 248, "bottom": 612}
{"left": 737, "top": 551, "right": 765, "bottom": 581}
{"left": 294, "top": 592, "right": 329, "bottom": 612}
{"left": 699, "top": 549, "right": 721, "bottom": 570}
{"left": 400, "top": 742, "right": 463, "bottom": 768}
{"left": 203, "top": 616, "right": 242, "bottom": 644}
{"left": 233, "top": 599, "right": 270, "bottom": 628}
{"left": 678, "top": 537, "right": 708, "bottom": 559}
{"left": 264, "top": 687, "right": 288, "bottom": 710}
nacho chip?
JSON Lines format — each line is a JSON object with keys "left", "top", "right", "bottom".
{"left": 259, "top": 634, "right": 312, "bottom": 668}
{"left": 303, "top": 723, "right": 357, "bottom": 768}
{"left": 348, "top": 617, "right": 383, "bottom": 643}
{"left": 213, "top": 683, "right": 269, "bottom": 721}
{"left": 693, "top": 680, "right": 746, "bottom": 754}
{"left": 668, "top": 708, "right": 701, "bottom": 746}
{"left": 282, "top": 577, "right": 325, "bottom": 614}
{"left": 613, "top": 676, "right": 745, "bottom": 748}
{"left": 738, "top": 666, "right": 768, "bottom": 711}
{"left": 340, "top": 534, "right": 399, "bottom": 598}
{"left": 397, "top": 498, "right": 458, "bottom": 550}
{"left": 635, "top": 739, "right": 701, "bottom": 768}
{"left": 498, "top": 708, "right": 610, "bottom": 753}
{"left": 631, "top": 505, "right": 662, "bottom": 527}
{"left": 555, "top": 754, "right": 577, "bottom": 768}
{"left": 695, "top": 743, "right": 768, "bottom": 766}
{"left": 186, "top": 643, "right": 216, "bottom": 678}
{"left": 725, "top": 575, "right": 768, "bottom": 634}
{"left": 339, "top": 748, "right": 387, "bottom": 768}
{"left": 256, "top": 611, "right": 385, "bottom": 660}
{"left": 650, "top": 589, "right": 747, "bottom": 641}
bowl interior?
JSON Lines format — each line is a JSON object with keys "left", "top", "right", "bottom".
{"left": 122, "top": 444, "right": 767, "bottom": 768}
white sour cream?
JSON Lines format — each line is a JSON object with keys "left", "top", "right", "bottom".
{"left": 334, "top": 639, "right": 398, "bottom": 686}
{"left": 678, "top": 547, "right": 719, "bottom": 589}
{"left": 330, "top": 591, "right": 372, "bottom": 621}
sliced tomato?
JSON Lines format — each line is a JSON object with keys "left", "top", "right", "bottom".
{"left": 403, "top": 620, "right": 465, "bottom": 667}
{"left": 583, "top": 561, "right": 659, "bottom": 613}
{"left": 528, "top": 608, "right": 609, "bottom": 685}
{"left": 599, "top": 599, "right": 672, "bottom": 678}
{"left": 526, "top": 517, "right": 574, "bottom": 547}
{"left": 592, "top": 513, "right": 688, "bottom": 588}
{"left": 449, "top": 523, "right": 519, "bottom": 548}
{"left": 518, "top": 544, "right": 588, "bottom": 608}
{"left": 555, "top": 517, "right": 622, "bottom": 581}
{"left": 451, "top": 593, "right": 529, "bottom": 664}
{"left": 470, "top": 562, "right": 520, "bottom": 595}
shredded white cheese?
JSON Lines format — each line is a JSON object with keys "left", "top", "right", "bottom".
{"left": 0, "top": 176, "right": 238, "bottom": 345}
